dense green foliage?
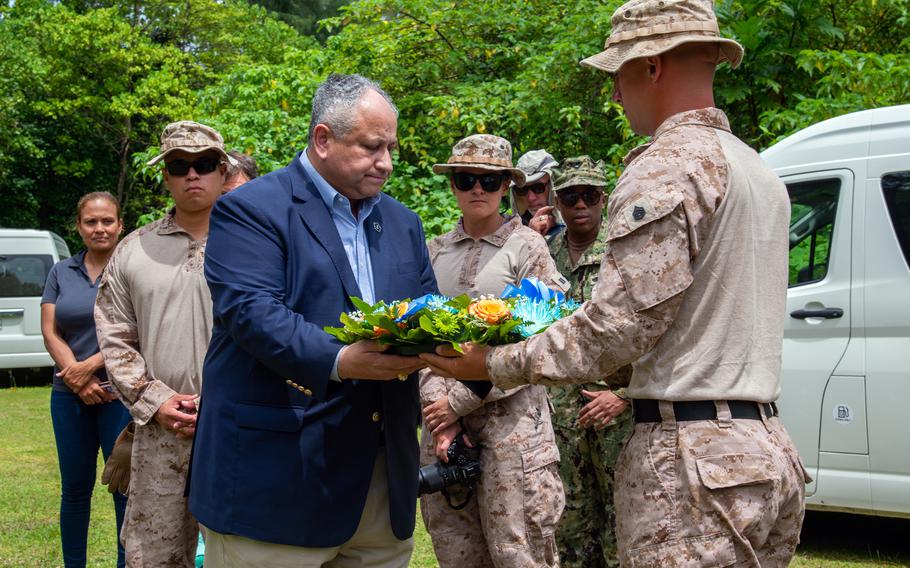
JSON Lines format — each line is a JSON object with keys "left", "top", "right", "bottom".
{"left": 1, "top": 0, "right": 908, "bottom": 247}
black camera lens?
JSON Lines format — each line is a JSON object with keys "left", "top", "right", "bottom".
{"left": 417, "top": 462, "right": 446, "bottom": 496}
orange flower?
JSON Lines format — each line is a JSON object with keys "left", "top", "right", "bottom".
{"left": 373, "top": 326, "right": 390, "bottom": 338}
{"left": 393, "top": 302, "right": 409, "bottom": 319}
{"left": 468, "top": 298, "right": 511, "bottom": 324}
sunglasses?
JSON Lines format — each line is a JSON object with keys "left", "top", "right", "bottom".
{"left": 556, "top": 188, "right": 603, "bottom": 207}
{"left": 452, "top": 172, "right": 508, "bottom": 193}
{"left": 165, "top": 156, "right": 223, "bottom": 177}
{"left": 512, "top": 182, "right": 548, "bottom": 197}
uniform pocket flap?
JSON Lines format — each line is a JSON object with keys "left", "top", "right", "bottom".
{"left": 696, "top": 453, "right": 778, "bottom": 490}
{"left": 607, "top": 191, "right": 685, "bottom": 242}
{"left": 628, "top": 533, "right": 736, "bottom": 568}
{"left": 235, "top": 403, "right": 306, "bottom": 433}
{"left": 521, "top": 442, "right": 560, "bottom": 473}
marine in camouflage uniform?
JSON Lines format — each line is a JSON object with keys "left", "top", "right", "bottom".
{"left": 546, "top": 156, "right": 633, "bottom": 568}
{"left": 420, "top": 134, "right": 567, "bottom": 568}
{"left": 95, "top": 121, "right": 228, "bottom": 567}
{"left": 423, "top": 2, "right": 810, "bottom": 566}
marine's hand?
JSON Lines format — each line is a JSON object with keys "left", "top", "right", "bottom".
{"left": 338, "top": 340, "right": 426, "bottom": 380}
{"left": 420, "top": 343, "right": 491, "bottom": 381}
{"left": 423, "top": 397, "right": 459, "bottom": 435}
{"left": 433, "top": 424, "right": 474, "bottom": 462}
{"left": 153, "top": 394, "right": 199, "bottom": 437}
{"left": 578, "top": 389, "right": 629, "bottom": 429}
{"left": 528, "top": 205, "right": 556, "bottom": 236}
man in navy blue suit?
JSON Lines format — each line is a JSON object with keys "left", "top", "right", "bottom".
{"left": 188, "top": 74, "right": 437, "bottom": 567}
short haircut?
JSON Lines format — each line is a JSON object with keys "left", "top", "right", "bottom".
{"left": 307, "top": 73, "right": 398, "bottom": 144}
{"left": 226, "top": 150, "right": 259, "bottom": 181}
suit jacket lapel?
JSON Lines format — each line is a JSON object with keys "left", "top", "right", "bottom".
{"left": 288, "top": 156, "right": 362, "bottom": 302}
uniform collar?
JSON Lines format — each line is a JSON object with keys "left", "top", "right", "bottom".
{"left": 450, "top": 215, "right": 522, "bottom": 247}
{"left": 623, "top": 107, "right": 731, "bottom": 166}
{"left": 156, "top": 208, "right": 206, "bottom": 242}
{"left": 554, "top": 225, "right": 608, "bottom": 271}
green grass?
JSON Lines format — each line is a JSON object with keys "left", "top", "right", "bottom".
{"left": 1, "top": 387, "right": 906, "bottom": 567}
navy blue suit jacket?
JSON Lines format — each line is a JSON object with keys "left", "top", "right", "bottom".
{"left": 188, "top": 154, "right": 437, "bottom": 547}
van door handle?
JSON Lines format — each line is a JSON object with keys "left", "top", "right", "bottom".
{"left": 0, "top": 308, "right": 25, "bottom": 318}
{"left": 790, "top": 307, "right": 844, "bottom": 319}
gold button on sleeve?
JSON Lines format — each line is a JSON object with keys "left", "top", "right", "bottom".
{"left": 371, "top": 412, "right": 381, "bottom": 422}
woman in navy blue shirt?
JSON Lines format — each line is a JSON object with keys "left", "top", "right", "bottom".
{"left": 41, "top": 192, "right": 130, "bottom": 568}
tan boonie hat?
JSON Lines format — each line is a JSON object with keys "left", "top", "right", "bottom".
{"left": 511, "top": 149, "right": 559, "bottom": 189}
{"left": 432, "top": 134, "right": 526, "bottom": 185}
{"left": 146, "top": 121, "right": 236, "bottom": 166}
{"left": 580, "top": 0, "right": 744, "bottom": 74}
{"left": 551, "top": 156, "right": 608, "bottom": 192}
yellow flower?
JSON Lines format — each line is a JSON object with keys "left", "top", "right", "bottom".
{"left": 468, "top": 298, "right": 510, "bottom": 324}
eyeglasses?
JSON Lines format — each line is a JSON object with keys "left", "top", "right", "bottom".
{"left": 556, "top": 189, "right": 603, "bottom": 207}
{"left": 452, "top": 172, "right": 508, "bottom": 193}
{"left": 165, "top": 156, "right": 222, "bottom": 177}
{"left": 512, "top": 182, "right": 548, "bottom": 197}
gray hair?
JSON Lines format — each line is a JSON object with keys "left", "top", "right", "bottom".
{"left": 307, "top": 74, "right": 398, "bottom": 144}
{"left": 226, "top": 150, "right": 259, "bottom": 181}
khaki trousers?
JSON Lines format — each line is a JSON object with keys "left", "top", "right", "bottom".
{"left": 614, "top": 402, "right": 809, "bottom": 568}
{"left": 203, "top": 452, "right": 413, "bottom": 568}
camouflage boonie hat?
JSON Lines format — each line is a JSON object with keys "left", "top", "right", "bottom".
{"left": 432, "top": 134, "right": 526, "bottom": 185}
{"left": 551, "top": 156, "right": 608, "bottom": 192}
{"left": 581, "top": 0, "right": 744, "bottom": 74}
{"left": 512, "top": 149, "right": 559, "bottom": 188}
{"left": 146, "top": 121, "right": 236, "bottom": 166}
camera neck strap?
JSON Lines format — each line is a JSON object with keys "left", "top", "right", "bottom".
{"left": 441, "top": 483, "right": 475, "bottom": 510}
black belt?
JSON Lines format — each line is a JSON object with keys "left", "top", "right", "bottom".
{"left": 633, "top": 400, "right": 778, "bottom": 423}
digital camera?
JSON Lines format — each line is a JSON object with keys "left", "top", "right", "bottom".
{"left": 417, "top": 432, "right": 481, "bottom": 496}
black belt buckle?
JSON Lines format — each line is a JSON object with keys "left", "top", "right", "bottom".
{"left": 633, "top": 400, "right": 777, "bottom": 423}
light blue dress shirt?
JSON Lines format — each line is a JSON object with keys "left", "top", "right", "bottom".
{"left": 299, "top": 149, "right": 379, "bottom": 304}
{"left": 299, "top": 150, "right": 381, "bottom": 380}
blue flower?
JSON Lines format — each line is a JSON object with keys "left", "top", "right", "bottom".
{"left": 395, "top": 294, "right": 453, "bottom": 322}
{"left": 501, "top": 277, "right": 565, "bottom": 304}
{"left": 511, "top": 298, "right": 563, "bottom": 337}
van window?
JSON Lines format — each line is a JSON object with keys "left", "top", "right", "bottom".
{"left": 882, "top": 172, "right": 910, "bottom": 268}
{"left": 787, "top": 178, "right": 841, "bottom": 286}
{"left": 0, "top": 255, "right": 54, "bottom": 298}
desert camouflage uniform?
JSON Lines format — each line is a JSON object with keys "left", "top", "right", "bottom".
{"left": 486, "top": 108, "right": 809, "bottom": 567}
{"left": 420, "top": 215, "right": 566, "bottom": 568}
{"left": 95, "top": 212, "right": 211, "bottom": 567}
{"left": 547, "top": 229, "right": 632, "bottom": 568}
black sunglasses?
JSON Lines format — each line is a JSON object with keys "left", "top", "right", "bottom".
{"left": 452, "top": 172, "right": 508, "bottom": 193}
{"left": 556, "top": 188, "right": 603, "bottom": 207}
{"left": 513, "top": 182, "right": 548, "bottom": 196}
{"left": 165, "top": 156, "right": 222, "bottom": 177}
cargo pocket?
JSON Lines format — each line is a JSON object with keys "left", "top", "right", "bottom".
{"left": 521, "top": 443, "right": 563, "bottom": 566}
{"left": 694, "top": 453, "right": 780, "bottom": 545}
{"left": 628, "top": 532, "right": 736, "bottom": 568}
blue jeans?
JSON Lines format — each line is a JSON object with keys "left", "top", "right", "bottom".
{"left": 51, "top": 389, "right": 131, "bottom": 568}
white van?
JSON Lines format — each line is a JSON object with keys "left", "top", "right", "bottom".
{"left": 761, "top": 104, "right": 910, "bottom": 518}
{"left": 0, "top": 229, "right": 71, "bottom": 369}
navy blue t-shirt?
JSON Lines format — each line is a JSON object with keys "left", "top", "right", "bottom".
{"left": 41, "top": 250, "right": 107, "bottom": 392}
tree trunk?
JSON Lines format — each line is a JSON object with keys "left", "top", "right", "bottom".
{"left": 116, "top": 115, "right": 132, "bottom": 205}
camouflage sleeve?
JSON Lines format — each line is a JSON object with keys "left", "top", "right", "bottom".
{"left": 94, "top": 241, "right": 176, "bottom": 424}
{"left": 446, "top": 380, "right": 528, "bottom": 416}
{"left": 487, "top": 205, "right": 690, "bottom": 388}
{"left": 418, "top": 368, "right": 447, "bottom": 407}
